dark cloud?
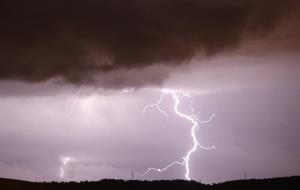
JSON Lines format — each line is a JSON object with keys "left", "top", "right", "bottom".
{"left": 0, "top": 0, "right": 298, "bottom": 86}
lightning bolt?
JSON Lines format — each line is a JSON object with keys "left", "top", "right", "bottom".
{"left": 60, "top": 157, "right": 72, "bottom": 180}
{"left": 65, "top": 88, "right": 82, "bottom": 118}
{"left": 142, "top": 89, "right": 215, "bottom": 180}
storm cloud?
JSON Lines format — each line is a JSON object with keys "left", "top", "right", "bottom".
{"left": 0, "top": 0, "right": 298, "bottom": 87}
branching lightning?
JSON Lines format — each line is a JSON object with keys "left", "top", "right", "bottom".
{"left": 142, "top": 91, "right": 169, "bottom": 119}
{"left": 142, "top": 89, "right": 215, "bottom": 180}
{"left": 63, "top": 87, "right": 214, "bottom": 180}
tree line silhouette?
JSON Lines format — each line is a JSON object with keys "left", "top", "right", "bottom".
{"left": 0, "top": 176, "right": 299, "bottom": 190}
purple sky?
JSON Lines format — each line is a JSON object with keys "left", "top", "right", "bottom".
{"left": 0, "top": 0, "right": 300, "bottom": 183}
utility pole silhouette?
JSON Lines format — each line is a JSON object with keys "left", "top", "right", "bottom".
{"left": 130, "top": 169, "right": 134, "bottom": 180}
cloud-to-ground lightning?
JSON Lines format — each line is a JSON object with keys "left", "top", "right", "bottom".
{"left": 60, "top": 156, "right": 72, "bottom": 180}
{"left": 63, "top": 87, "right": 214, "bottom": 180}
{"left": 142, "top": 89, "right": 215, "bottom": 180}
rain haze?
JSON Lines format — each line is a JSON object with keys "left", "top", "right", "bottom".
{"left": 0, "top": 0, "right": 299, "bottom": 183}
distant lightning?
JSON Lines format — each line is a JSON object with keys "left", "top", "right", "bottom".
{"left": 122, "top": 88, "right": 135, "bottom": 93}
{"left": 142, "top": 89, "right": 215, "bottom": 180}
{"left": 66, "top": 87, "right": 135, "bottom": 118}
{"left": 60, "top": 157, "right": 72, "bottom": 180}
{"left": 65, "top": 89, "right": 82, "bottom": 118}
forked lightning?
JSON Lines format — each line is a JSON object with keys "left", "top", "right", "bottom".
{"left": 142, "top": 89, "right": 215, "bottom": 180}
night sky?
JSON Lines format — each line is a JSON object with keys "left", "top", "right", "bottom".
{"left": 0, "top": 0, "right": 299, "bottom": 183}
